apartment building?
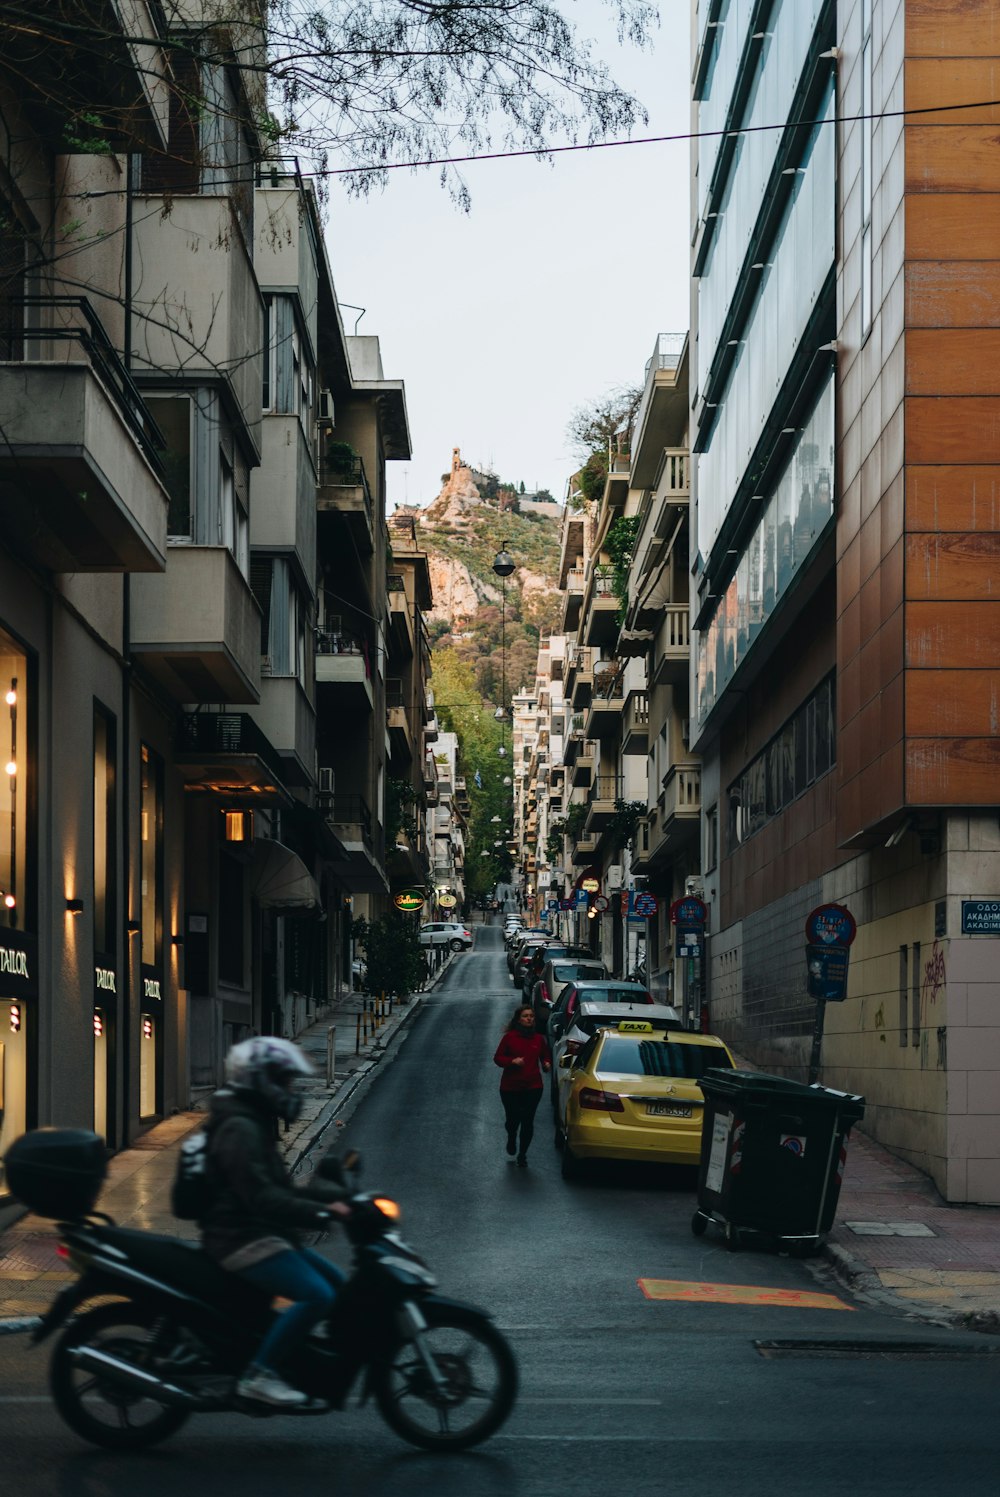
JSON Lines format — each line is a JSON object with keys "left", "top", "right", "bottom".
{"left": 0, "top": 6, "right": 411, "bottom": 1186}
{"left": 690, "top": 0, "right": 1000, "bottom": 1201}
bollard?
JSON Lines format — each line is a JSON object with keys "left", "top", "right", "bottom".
{"left": 355, "top": 1011, "right": 361, "bottom": 1054}
{"left": 326, "top": 1025, "right": 336, "bottom": 1086}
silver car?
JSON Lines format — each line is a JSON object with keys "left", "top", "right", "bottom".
{"left": 531, "top": 957, "right": 608, "bottom": 1033}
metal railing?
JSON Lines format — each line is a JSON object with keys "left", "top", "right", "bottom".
{"left": 315, "top": 628, "right": 367, "bottom": 658}
{"left": 589, "top": 775, "right": 623, "bottom": 804}
{"left": 592, "top": 565, "right": 616, "bottom": 597}
{"left": 14, "top": 296, "right": 165, "bottom": 471}
{"left": 318, "top": 450, "right": 373, "bottom": 524}
{"left": 644, "top": 332, "right": 686, "bottom": 379}
{"left": 177, "top": 712, "right": 284, "bottom": 784}
{"left": 386, "top": 681, "right": 405, "bottom": 709}
{"left": 323, "top": 793, "right": 373, "bottom": 846}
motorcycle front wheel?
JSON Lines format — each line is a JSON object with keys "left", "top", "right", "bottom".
{"left": 373, "top": 1304, "right": 517, "bottom": 1451}
{"left": 50, "top": 1302, "right": 192, "bottom": 1450}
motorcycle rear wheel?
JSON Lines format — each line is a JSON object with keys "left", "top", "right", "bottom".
{"left": 50, "top": 1302, "right": 192, "bottom": 1450}
{"left": 373, "top": 1304, "right": 517, "bottom": 1451}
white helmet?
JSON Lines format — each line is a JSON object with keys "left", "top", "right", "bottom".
{"left": 225, "top": 1037, "right": 313, "bottom": 1122}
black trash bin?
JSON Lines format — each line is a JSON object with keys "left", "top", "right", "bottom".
{"left": 692, "top": 1071, "right": 865, "bottom": 1253}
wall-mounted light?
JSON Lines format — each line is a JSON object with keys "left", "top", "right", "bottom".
{"left": 223, "top": 809, "right": 252, "bottom": 842}
{"left": 142, "top": 1015, "right": 153, "bottom": 1040}
{"left": 4, "top": 688, "right": 15, "bottom": 706}
{"left": 1, "top": 891, "right": 14, "bottom": 910}
{"left": 127, "top": 920, "right": 141, "bottom": 936}
{"left": 4, "top": 760, "right": 15, "bottom": 777}
{"left": 93, "top": 1008, "right": 104, "bottom": 1038}
{"left": 9, "top": 1002, "right": 21, "bottom": 1033}
{"left": 65, "top": 898, "right": 84, "bottom": 915}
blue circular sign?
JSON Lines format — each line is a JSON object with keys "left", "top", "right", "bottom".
{"left": 805, "top": 903, "right": 857, "bottom": 947}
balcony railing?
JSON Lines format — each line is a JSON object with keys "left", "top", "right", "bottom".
{"left": 323, "top": 793, "right": 374, "bottom": 847}
{"left": 592, "top": 662, "right": 625, "bottom": 701}
{"left": 565, "top": 568, "right": 585, "bottom": 592}
{"left": 386, "top": 680, "right": 405, "bottom": 709}
{"left": 644, "top": 332, "right": 686, "bottom": 380}
{"left": 589, "top": 776, "right": 623, "bottom": 805}
{"left": 608, "top": 453, "right": 631, "bottom": 475}
{"left": 592, "top": 565, "right": 616, "bottom": 597}
{"left": 14, "top": 296, "right": 164, "bottom": 470}
{"left": 318, "top": 450, "right": 373, "bottom": 524}
{"left": 316, "top": 628, "right": 368, "bottom": 660}
{"left": 178, "top": 711, "right": 284, "bottom": 784}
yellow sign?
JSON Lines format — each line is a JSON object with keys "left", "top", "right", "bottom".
{"left": 637, "top": 1279, "right": 853, "bottom": 1310}
{"left": 438, "top": 894, "right": 457, "bottom": 909}
{"left": 581, "top": 877, "right": 600, "bottom": 893}
{"left": 618, "top": 1020, "right": 653, "bottom": 1033}
{"left": 393, "top": 890, "right": 425, "bottom": 913}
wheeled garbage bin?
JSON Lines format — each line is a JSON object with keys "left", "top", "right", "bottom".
{"left": 691, "top": 1071, "right": 865, "bottom": 1253}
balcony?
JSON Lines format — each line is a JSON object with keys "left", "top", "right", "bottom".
{"left": 315, "top": 631, "right": 374, "bottom": 711}
{"left": 321, "top": 792, "right": 388, "bottom": 893}
{"left": 586, "top": 664, "right": 626, "bottom": 741}
{"left": 572, "top": 832, "right": 600, "bottom": 867}
{"left": 561, "top": 567, "right": 585, "bottom": 632}
{"left": 622, "top": 691, "right": 650, "bottom": 756}
{"left": 572, "top": 748, "right": 595, "bottom": 788}
{"left": 131, "top": 546, "right": 261, "bottom": 702}
{"left": 585, "top": 776, "right": 623, "bottom": 833}
{"left": 251, "top": 675, "right": 316, "bottom": 786}
{"left": 387, "top": 574, "right": 415, "bottom": 658}
{"left": 317, "top": 450, "right": 375, "bottom": 554}
{"left": 387, "top": 680, "right": 414, "bottom": 763}
{"left": 0, "top": 298, "right": 168, "bottom": 572}
{"left": 176, "top": 712, "right": 288, "bottom": 801}
{"left": 569, "top": 649, "right": 595, "bottom": 711}
{"left": 650, "top": 605, "right": 692, "bottom": 686}
{"left": 662, "top": 765, "right": 701, "bottom": 829}
{"left": 634, "top": 764, "right": 700, "bottom": 873}
{"left": 583, "top": 566, "right": 621, "bottom": 647}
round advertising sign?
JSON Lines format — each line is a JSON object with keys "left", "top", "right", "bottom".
{"left": 393, "top": 889, "right": 425, "bottom": 914}
{"left": 581, "top": 876, "right": 601, "bottom": 894}
{"left": 805, "top": 902, "right": 857, "bottom": 947}
{"left": 438, "top": 893, "right": 457, "bottom": 909}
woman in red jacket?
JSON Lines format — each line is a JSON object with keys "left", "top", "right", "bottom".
{"left": 493, "top": 1004, "right": 551, "bottom": 1168}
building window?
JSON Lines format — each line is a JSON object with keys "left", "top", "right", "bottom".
{"left": 726, "top": 674, "right": 836, "bottom": 852}
{"left": 93, "top": 706, "right": 116, "bottom": 958}
{"left": 898, "top": 945, "right": 908, "bottom": 1046}
{"left": 705, "top": 804, "right": 719, "bottom": 873}
{"left": 0, "top": 628, "right": 29, "bottom": 927}
{"left": 146, "top": 395, "right": 192, "bottom": 538}
{"left": 140, "top": 745, "right": 163, "bottom": 967}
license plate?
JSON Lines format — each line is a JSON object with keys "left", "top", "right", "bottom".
{"left": 646, "top": 1101, "right": 693, "bottom": 1118}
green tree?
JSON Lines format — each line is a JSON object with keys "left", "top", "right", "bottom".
{"left": 353, "top": 913, "right": 425, "bottom": 998}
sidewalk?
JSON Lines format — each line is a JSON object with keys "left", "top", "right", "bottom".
{"left": 0, "top": 961, "right": 447, "bottom": 1329}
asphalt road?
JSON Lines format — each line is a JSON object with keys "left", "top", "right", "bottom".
{"left": 2, "top": 924, "right": 1000, "bottom": 1495}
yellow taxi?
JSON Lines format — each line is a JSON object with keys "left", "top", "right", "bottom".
{"left": 556, "top": 1019, "right": 736, "bottom": 1180}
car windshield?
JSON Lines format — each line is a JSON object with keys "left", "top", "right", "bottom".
{"left": 597, "top": 1037, "right": 734, "bottom": 1079}
{"left": 552, "top": 964, "right": 606, "bottom": 983}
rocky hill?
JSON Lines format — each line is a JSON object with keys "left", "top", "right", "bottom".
{"left": 395, "top": 448, "right": 563, "bottom": 708}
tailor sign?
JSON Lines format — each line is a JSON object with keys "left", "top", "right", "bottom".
{"left": 393, "top": 889, "right": 425, "bottom": 914}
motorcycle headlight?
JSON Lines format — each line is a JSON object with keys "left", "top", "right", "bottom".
{"left": 373, "top": 1197, "right": 402, "bottom": 1222}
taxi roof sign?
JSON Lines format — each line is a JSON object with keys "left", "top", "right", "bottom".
{"left": 617, "top": 1019, "right": 654, "bottom": 1033}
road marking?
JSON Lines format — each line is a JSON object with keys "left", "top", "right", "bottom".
{"left": 638, "top": 1278, "right": 853, "bottom": 1310}
{"left": 521, "top": 1397, "right": 663, "bottom": 1405}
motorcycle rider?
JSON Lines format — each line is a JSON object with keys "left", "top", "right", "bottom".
{"left": 200, "top": 1037, "right": 351, "bottom": 1409}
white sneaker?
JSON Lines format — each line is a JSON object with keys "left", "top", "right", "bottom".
{"left": 237, "top": 1368, "right": 309, "bottom": 1408}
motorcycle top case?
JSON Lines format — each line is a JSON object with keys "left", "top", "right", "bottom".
{"left": 4, "top": 1128, "right": 107, "bottom": 1219}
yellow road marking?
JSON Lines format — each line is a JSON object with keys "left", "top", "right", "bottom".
{"left": 638, "top": 1278, "right": 854, "bottom": 1309}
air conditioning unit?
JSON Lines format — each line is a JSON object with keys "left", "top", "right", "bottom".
{"left": 318, "top": 767, "right": 335, "bottom": 795}
{"left": 317, "top": 389, "right": 335, "bottom": 425}
{"left": 607, "top": 865, "right": 624, "bottom": 890}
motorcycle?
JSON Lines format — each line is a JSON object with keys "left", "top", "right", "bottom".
{"left": 18, "top": 1144, "right": 517, "bottom": 1453}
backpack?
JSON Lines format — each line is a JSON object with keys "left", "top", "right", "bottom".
{"left": 171, "top": 1122, "right": 218, "bottom": 1222}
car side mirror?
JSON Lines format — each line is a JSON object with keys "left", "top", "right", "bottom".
{"left": 559, "top": 1054, "right": 573, "bottom": 1069}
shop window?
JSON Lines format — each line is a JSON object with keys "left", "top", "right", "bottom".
{"left": 140, "top": 745, "right": 163, "bottom": 967}
{"left": 0, "top": 629, "right": 29, "bottom": 927}
{"left": 145, "top": 396, "right": 192, "bottom": 538}
{"left": 93, "top": 706, "right": 117, "bottom": 957}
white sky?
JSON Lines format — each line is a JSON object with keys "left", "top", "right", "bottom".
{"left": 322, "top": 1, "right": 693, "bottom": 511}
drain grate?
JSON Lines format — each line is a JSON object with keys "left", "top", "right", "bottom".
{"left": 755, "top": 1339, "right": 1000, "bottom": 1360}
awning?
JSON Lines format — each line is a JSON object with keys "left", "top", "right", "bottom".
{"left": 250, "top": 839, "right": 321, "bottom": 912}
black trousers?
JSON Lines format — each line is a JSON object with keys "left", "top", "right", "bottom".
{"left": 501, "top": 1088, "right": 542, "bottom": 1156}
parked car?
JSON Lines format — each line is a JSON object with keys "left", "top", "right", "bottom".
{"left": 418, "top": 921, "right": 473, "bottom": 951}
{"left": 547, "top": 980, "right": 658, "bottom": 1050}
{"left": 550, "top": 995, "right": 680, "bottom": 1104}
{"left": 508, "top": 932, "right": 552, "bottom": 979}
{"left": 530, "top": 957, "right": 608, "bottom": 1033}
{"left": 518, "top": 942, "right": 596, "bottom": 999}
{"left": 555, "top": 1018, "right": 736, "bottom": 1179}
{"left": 506, "top": 928, "right": 548, "bottom": 969}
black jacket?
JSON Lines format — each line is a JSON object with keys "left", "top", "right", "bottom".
{"left": 200, "top": 1088, "right": 346, "bottom": 1263}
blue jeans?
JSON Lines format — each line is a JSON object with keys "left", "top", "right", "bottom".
{"left": 238, "top": 1247, "right": 345, "bottom": 1373}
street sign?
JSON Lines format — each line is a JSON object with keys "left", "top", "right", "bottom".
{"left": 559, "top": 898, "right": 572, "bottom": 911}
{"left": 593, "top": 895, "right": 610, "bottom": 912}
{"left": 574, "top": 889, "right": 589, "bottom": 909}
{"left": 671, "top": 895, "right": 707, "bottom": 926}
{"left": 805, "top": 903, "right": 856, "bottom": 947}
{"left": 634, "top": 892, "right": 658, "bottom": 918}
{"left": 438, "top": 893, "right": 457, "bottom": 909}
{"left": 962, "top": 900, "right": 1000, "bottom": 934}
{"left": 581, "top": 876, "right": 600, "bottom": 894}
{"left": 620, "top": 890, "right": 630, "bottom": 917}
{"left": 547, "top": 899, "right": 559, "bottom": 910}
{"left": 393, "top": 889, "right": 424, "bottom": 913}
{"left": 676, "top": 929, "right": 704, "bottom": 958}
{"left": 806, "top": 943, "right": 850, "bottom": 1001}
